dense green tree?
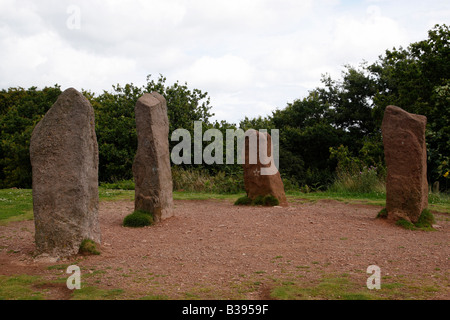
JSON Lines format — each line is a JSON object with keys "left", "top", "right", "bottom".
{"left": 0, "top": 86, "right": 61, "bottom": 188}
{"left": 92, "top": 74, "right": 214, "bottom": 182}
{"left": 370, "top": 24, "right": 450, "bottom": 185}
{"left": 0, "top": 25, "right": 448, "bottom": 191}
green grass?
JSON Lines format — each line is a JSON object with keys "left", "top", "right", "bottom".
{"left": 123, "top": 210, "right": 154, "bottom": 228}
{"left": 100, "top": 180, "right": 135, "bottom": 190}
{"left": 0, "top": 189, "right": 33, "bottom": 225}
{"left": 71, "top": 286, "right": 124, "bottom": 300}
{"left": 1, "top": 187, "right": 449, "bottom": 227}
{"left": 79, "top": 239, "right": 101, "bottom": 255}
{"left": 140, "top": 294, "right": 169, "bottom": 300}
{"left": 234, "top": 194, "right": 280, "bottom": 206}
{"left": 98, "top": 187, "right": 133, "bottom": 202}
{"left": 270, "top": 274, "right": 374, "bottom": 300}
{"left": 0, "top": 275, "right": 44, "bottom": 300}
{"left": 174, "top": 191, "right": 244, "bottom": 201}
{"left": 287, "top": 190, "right": 387, "bottom": 206}
{"left": 268, "top": 272, "right": 447, "bottom": 300}
{"left": 396, "top": 209, "right": 437, "bottom": 231}
{"left": 234, "top": 196, "right": 253, "bottom": 206}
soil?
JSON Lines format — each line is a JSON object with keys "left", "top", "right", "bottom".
{"left": 0, "top": 198, "right": 449, "bottom": 300}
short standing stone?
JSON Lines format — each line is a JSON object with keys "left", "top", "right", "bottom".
{"left": 381, "top": 105, "right": 428, "bottom": 223}
{"left": 243, "top": 130, "right": 288, "bottom": 206}
{"left": 133, "top": 92, "right": 174, "bottom": 222}
{"left": 30, "top": 88, "right": 100, "bottom": 258}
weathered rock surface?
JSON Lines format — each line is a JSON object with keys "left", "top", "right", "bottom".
{"left": 243, "top": 130, "right": 288, "bottom": 207}
{"left": 30, "top": 88, "right": 100, "bottom": 258}
{"left": 381, "top": 105, "right": 428, "bottom": 223}
{"left": 133, "top": 92, "right": 174, "bottom": 222}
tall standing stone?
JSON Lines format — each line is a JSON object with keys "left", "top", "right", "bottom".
{"left": 381, "top": 105, "right": 428, "bottom": 223}
{"left": 243, "top": 130, "right": 288, "bottom": 206}
{"left": 30, "top": 88, "right": 100, "bottom": 258}
{"left": 133, "top": 92, "right": 174, "bottom": 222}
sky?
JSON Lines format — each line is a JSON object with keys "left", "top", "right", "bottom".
{"left": 0, "top": 0, "right": 448, "bottom": 124}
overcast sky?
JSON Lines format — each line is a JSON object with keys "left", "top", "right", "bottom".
{"left": 0, "top": 0, "right": 448, "bottom": 124}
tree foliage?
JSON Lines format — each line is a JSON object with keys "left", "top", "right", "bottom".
{"left": 0, "top": 25, "right": 448, "bottom": 191}
{"left": 0, "top": 86, "right": 62, "bottom": 188}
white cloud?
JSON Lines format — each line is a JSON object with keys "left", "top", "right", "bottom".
{"left": 0, "top": 0, "right": 448, "bottom": 124}
{"left": 176, "top": 55, "right": 255, "bottom": 93}
{"left": 331, "top": 5, "right": 408, "bottom": 65}
{"left": 0, "top": 29, "right": 137, "bottom": 92}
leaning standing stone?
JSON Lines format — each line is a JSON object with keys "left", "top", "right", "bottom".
{"left": 30, "top": 88, "right": 100, "bottom": 258}
{"left": 381, "top": 105, "right": 428, "bottom": 223}
{"left": 133, "top": 92, "right": 174, "bottom": 222}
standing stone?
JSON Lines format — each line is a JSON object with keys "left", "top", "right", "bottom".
{"left": 381, "top": 105, "right": 428, "bottom": 223}
{"left": 30, "top": 88, "right": 100, "bottom": 258}
{"left": 133, "top": 92, "right": 174, "bottom": 222}
{"left": 243, "top": 130, "right": 288, "bottom": 206}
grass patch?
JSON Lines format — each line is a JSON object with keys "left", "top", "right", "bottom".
{"left": 234, "top": 194, "right": 280, "bottom": 207}
{"left": 140, "top": 294, "right": 169, "bottom": 300}
{"left": 396, "top": 209, "right": 436, "bottom": 231}
{"left": 287, "top": 190, "right": 387, "bottom": 207}
{"left": 395, "top": 219, "right": 416, "bottom": 230}
{"left": 123, "top": 210, "right": 154, "bottom": 228}
{"left": 71, "top": 286, "right": 124, "bottom": 300}
{"left": 268, "top": 273, "right": 446, "bottom": 300}
{"left": 0, "top": 189, "right": 33, "bottom": 225}
{"left": 100, "top": 180, "right": 134, "bottom": 190}
{"left": 1, "top": 186, "right": 449, "bottom": 226}
{"left": 98, "top": 187, "right": 133, "bottom": 202}
{"left": 234, "top": 196, "right": 253, "bottom": 206}
{"left": 174, "top": 191, "right": 245, "bottom": 201}
{"left": 263, "top": 195, "right": 279, "bottom": 206}
{"left": 270, "top": 274, "right": 373, "bottom": 300}
{"left": 415, "top": 209, "right": 436, "bottom": 229}
{"left": 78, "top": 239, "right": 100, "bottom": 256}
{"left": 0, "top": 275, "right": 44, "bottom": 300}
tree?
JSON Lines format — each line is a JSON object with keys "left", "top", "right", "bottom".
{"left": 0, "top": 86, "right": 61, "bottom": 188}
{"left": 370, "top": 24, "right": 450, "bottom": 186}
{"left": 91, "top": 74, "right": 214, "bottom": 182}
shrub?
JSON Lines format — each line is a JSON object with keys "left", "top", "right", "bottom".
{"left": 172, "top": 167, "right": 244, "bottom": 194}
{"left": 123, "top": 210, "right": 154, "bottom": 228}
{"left": 234, "top": 194, "right": 280, "bottom": 207}
{"left": 234, "top": 196, "right": 252, "bottom": 206}
{"left": 79, "top": 239, "right": 100, "bottom": 255}
{"left": 252, "top": 195, "right": 265, "bottom": 206}
{"left": 415, "top": 209, "right": 435, "bottom": 229}
{"left": 328, "top": 165, "right": 386, "bottom": 194}
{"left": 395, "top": 219, "right": 416, "bottom": 230}
{"left": 263, "top": 195, "right": 279, "bottom": 206}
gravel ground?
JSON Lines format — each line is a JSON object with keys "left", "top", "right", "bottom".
{"left": 0, "top": 198, "right": 448, "bottom": 300}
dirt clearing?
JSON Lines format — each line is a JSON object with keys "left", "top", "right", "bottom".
{"left": 0, "top": 199, "right": 448, "bottom": 300}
